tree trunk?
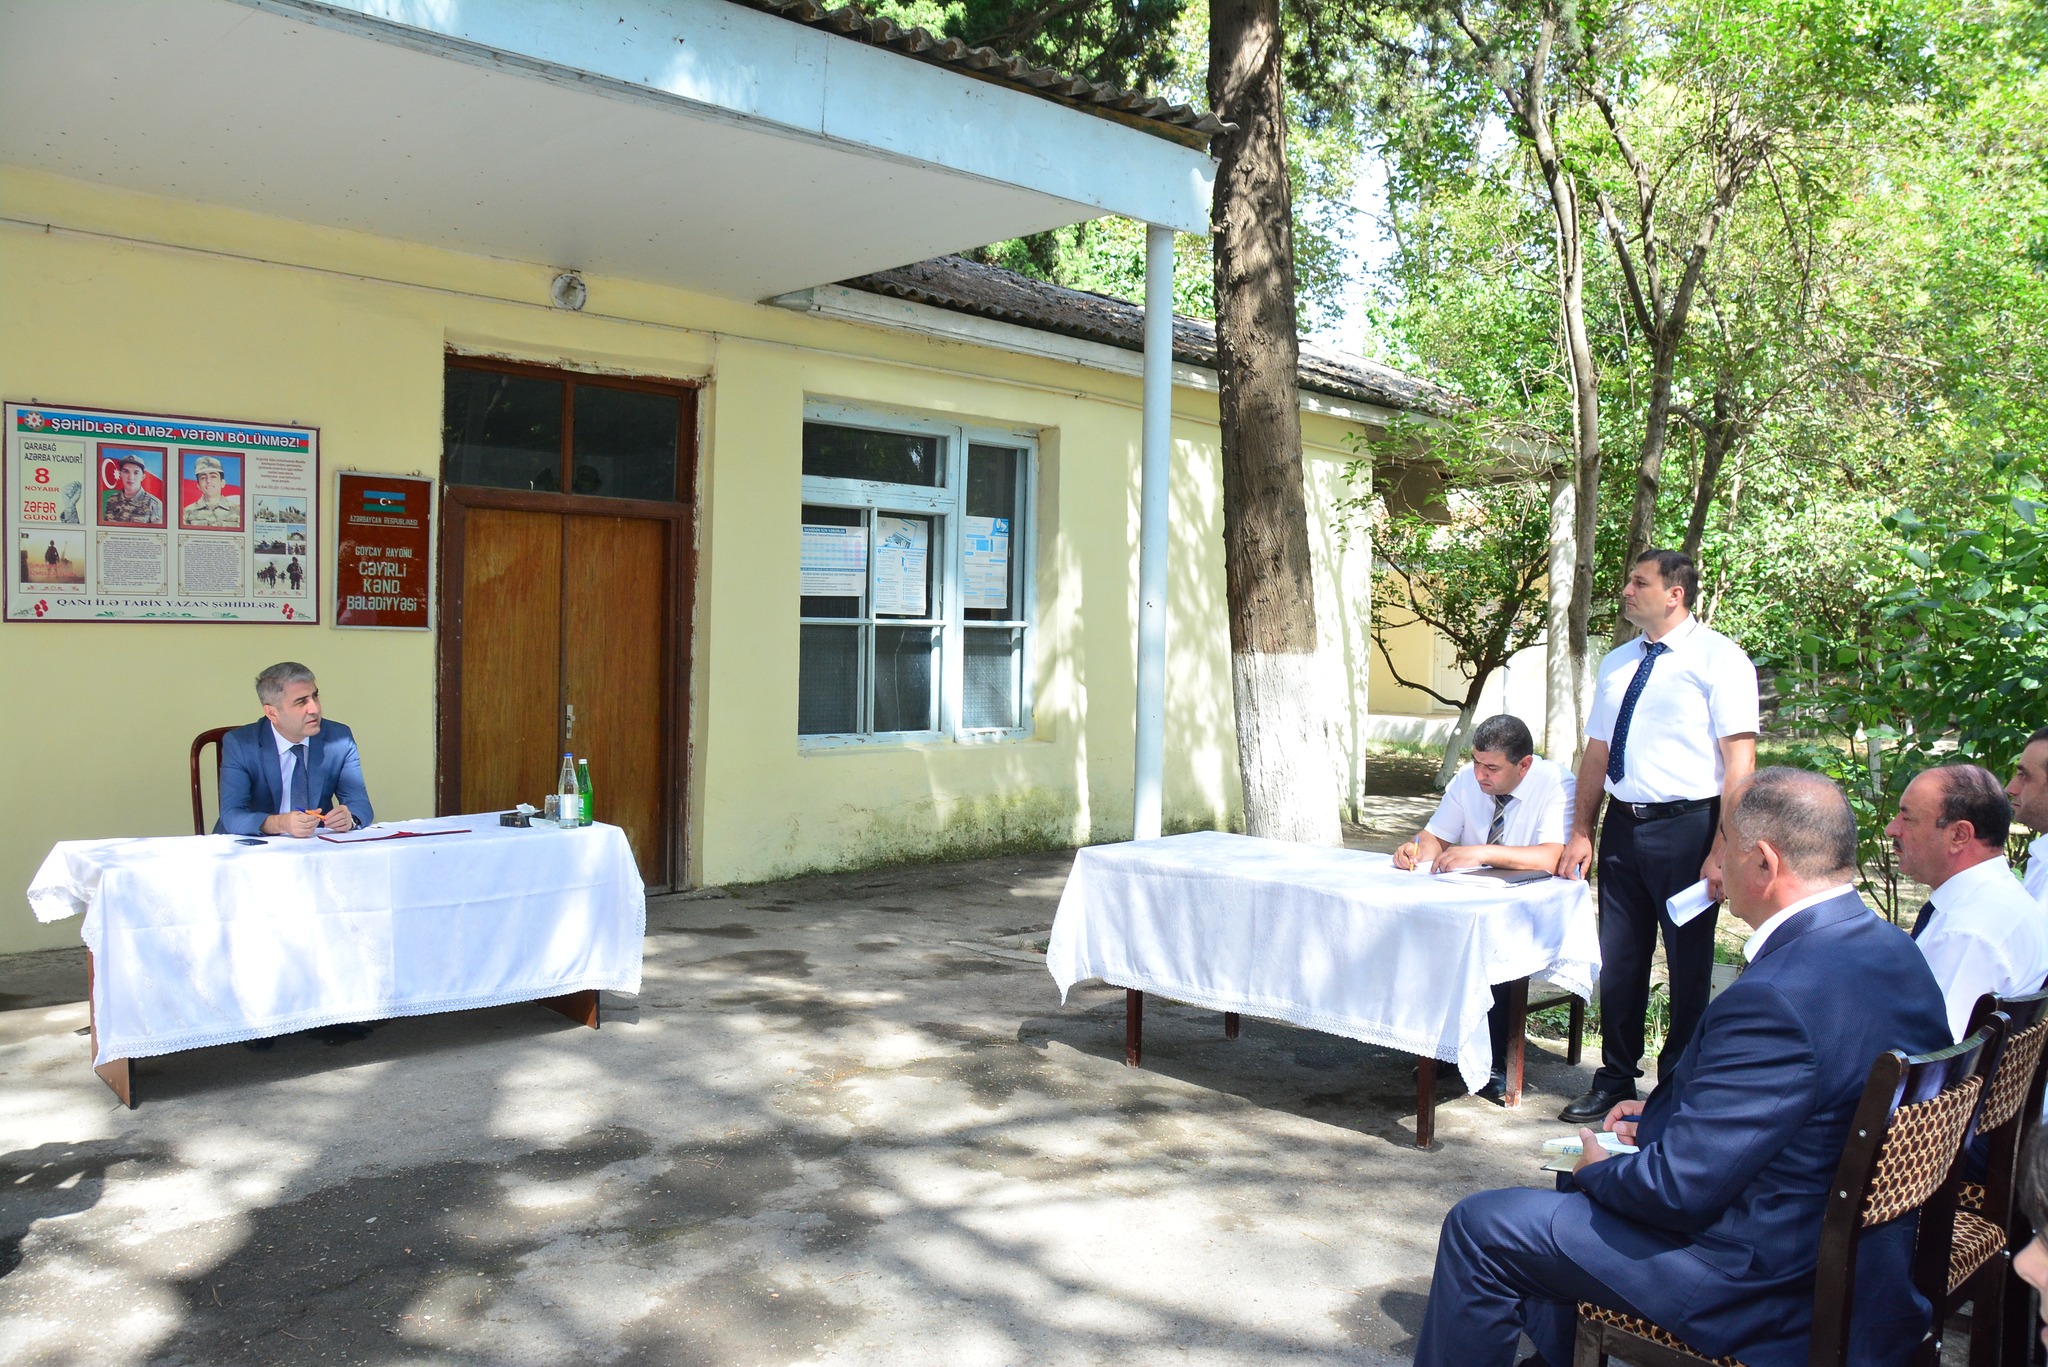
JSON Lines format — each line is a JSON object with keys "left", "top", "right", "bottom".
{"left": 1544, "top": 472, "right": 1580, "bottom": 764}
{"left": 1680, "top": 389, "right": 1733, "bottom": 561}
{"left": 1512, "top": 19, "right": 1602, "bottom": 735}
{"left": 1209, "top": 0, "right": 1341, "bottom": 844}
{"left": 1434, "top": 669, "right": 1494, "bottom": 790}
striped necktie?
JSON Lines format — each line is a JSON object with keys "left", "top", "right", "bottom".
{"left": 1488, "top": 794, "right": 1510, "bottom": 846}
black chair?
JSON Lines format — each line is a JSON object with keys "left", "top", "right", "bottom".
{"left": 1573, "top": 1026, "right": 1996, "bottom": 1367}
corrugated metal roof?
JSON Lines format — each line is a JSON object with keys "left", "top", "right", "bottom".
{"left": 728, "top": 0, "right": 1224, "bottom": 148}
{"left": 840, "top": 256, "right": 1463, "bottom": 418}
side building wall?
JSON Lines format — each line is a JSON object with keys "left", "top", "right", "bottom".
{"left": 0, "top": 167, "right": 1377, "bottom": 954}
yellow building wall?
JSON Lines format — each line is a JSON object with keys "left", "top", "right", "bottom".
{"left": 0, "top": 166, "right": 1379, "bottom": 954}
{"left": 1366, "top": 570, "right": 1460, "bottom": 717}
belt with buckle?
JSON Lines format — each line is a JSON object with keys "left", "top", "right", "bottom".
{"left": 1623, "top": 796, "right": 1717, "bottom": 821}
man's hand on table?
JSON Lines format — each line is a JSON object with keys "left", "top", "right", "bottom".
{"left": 1556, "top": 831, "right": 1594, "bottom": 880}
{"left": 262, "top": 810, "right": 322, "bottom": 838}
{"left": 1432, "top": 844, "right": 1487, "bottom": 873}
{"left": 320, "top": 804, "right": 355, "bottom": 833}
{"left": 1393, "top": 840, "right": 1422, "bottom": 871}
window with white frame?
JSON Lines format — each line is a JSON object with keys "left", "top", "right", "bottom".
{"left": 798, "top": 404, "right": 1035, "bottom": 742}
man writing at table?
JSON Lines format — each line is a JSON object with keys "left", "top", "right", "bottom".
{"left": 215, "top": 661, "right": 373, "bottom": 837}
{"left": 1414, "top": 768, "right": 1949, "bottom": 1367}
{"left": 1395, "top": 713, "right": 1574, "bottom": 1102}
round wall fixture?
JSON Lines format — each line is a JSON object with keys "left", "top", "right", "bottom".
{"left": 550, "top": 271, "right": 588, "bottom": 311}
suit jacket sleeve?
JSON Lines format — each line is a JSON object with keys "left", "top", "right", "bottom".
{"left": 328, "top": 730, "right": 374, "bottom": 827}
{"left": 1570, "top": 981, "right": 1818, "bottom": 1234}
{"left": 215, "top": 729, "right": 270, "bottom": 836}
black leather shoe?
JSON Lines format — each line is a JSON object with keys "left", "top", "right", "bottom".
{"left": 1475, "top": 1070, "right": 1509, "bottom": 1105}
{"left": 1558, "top": 1083, "right": 1635, "bottom": 1125}
{"left": 306, "top": 1023, "right": 374, "bottom": 1046}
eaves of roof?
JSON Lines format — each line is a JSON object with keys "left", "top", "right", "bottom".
{"left": 838, "top": 256, "right": 1465, "bottom": 419}
{"left": 727, "top": 0, "right": 1224, "bottom": 149}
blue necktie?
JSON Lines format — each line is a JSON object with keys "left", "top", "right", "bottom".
{"left": 1488, "top": 794, "right": 1510, "bottom": 846}
{"left": 289, "top": 742, "right": 311, "bottom": 812}
{"left": 1606, "top": 640, "right": 1670, "bottom": 785}
{"left": 1910, "top": 899, "right": 1936, "bottom": 940}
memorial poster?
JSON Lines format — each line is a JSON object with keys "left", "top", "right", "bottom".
{"left": 335, "top": 472, "right": 432, "bottom": 630}
{"left": 6, "top": 402, "right": 318, "bottom": 622}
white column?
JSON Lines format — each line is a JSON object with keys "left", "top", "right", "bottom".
{"left": 1133, "top": 222, "right": 1174, "bottom": 840}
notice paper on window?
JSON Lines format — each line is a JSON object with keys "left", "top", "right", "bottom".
{"left": 963, "top": 515, "right": 1011, "bottom": 611}
{"left": 800, "top": 523, "right": 867, "bottom": 598}
{"left": 873, "top": 516, "right": 929, "bottom": 616}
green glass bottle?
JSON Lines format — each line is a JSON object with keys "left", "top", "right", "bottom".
{"left": 575, "top": 758, "right": 595, "bottom": 827}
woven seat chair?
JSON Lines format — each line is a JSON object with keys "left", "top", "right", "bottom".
{"left": 1938, "top": 989, "right": 2048, "bottom": 1367}
{"left": 1573, "top": 1024, "right": 1998, "bottom": 1367}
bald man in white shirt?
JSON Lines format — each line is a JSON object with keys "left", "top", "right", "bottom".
{"left": 2007, "top": 726, "right": 2048, "bottom": 908}
{"left": 1887, "top": 762, "right": 2048, "bottom": 1040}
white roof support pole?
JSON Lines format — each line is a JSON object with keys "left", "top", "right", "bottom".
{"left": 1132, "top": 221, "right": 1175, "bottom": 841}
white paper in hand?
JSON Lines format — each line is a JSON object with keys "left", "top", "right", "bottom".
{"left": 1666, "top": 879, "right": 1718, "bottom": 926}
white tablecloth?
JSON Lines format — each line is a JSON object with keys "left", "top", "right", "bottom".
{"left": 1046, "top": 830, "right": 1600, "bottom": 1092}
{"left": 27, "top": 814, "right": 645, "bottom": 1065}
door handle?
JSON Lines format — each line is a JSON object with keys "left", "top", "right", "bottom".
{"left": 565, "top": 702, "right": 575, "bottom": 744}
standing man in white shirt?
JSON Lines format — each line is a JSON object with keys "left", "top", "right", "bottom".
{"left": 1887, "top": 762, "right": 2048, "bottom": 1040}
{"left": 2007, "top": 726, "right": 2048, "bottom": 908}
{"left": 1394, "top": 714, "right": 1575, "bottom": 1102}
{"left": 1554, "top": 550, "right": 1759, "bottom": 1125}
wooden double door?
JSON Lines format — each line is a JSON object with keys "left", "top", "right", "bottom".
{"left": 439, "top": 498, "right": 687, "bottom": 886}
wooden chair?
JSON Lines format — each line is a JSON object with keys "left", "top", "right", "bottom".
{"left": 1572, "top": 1025, "right": 1997, "bottom": 1367}
{"left": 189, "top": 725, "right": 233, "bottom": 835}
{"left": 1940, "top": 988, "right": 2048, "bottom": 1367}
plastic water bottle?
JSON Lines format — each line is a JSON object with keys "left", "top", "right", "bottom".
{"left": 557, "top": 752, "right": 580, "bottom": 827}
{"left": 575, "top": 758, "right": 594, "bottom": 827}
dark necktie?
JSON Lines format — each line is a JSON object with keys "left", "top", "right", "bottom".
{"left": 1606, "top": 640, "right": 1670, "bottom": 785}
{"left": 289, "top": 742, "right": 311, "bottom": 812}
{"left": 1488, "top": 794, "right": 1510, "bottom": 846}
{"left": 1910, "top": 898, "right": 1936, "bottom": 940}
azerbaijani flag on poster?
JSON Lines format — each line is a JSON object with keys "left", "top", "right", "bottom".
{"left": 360, "top": 488, "right": 409, "bottom": 514}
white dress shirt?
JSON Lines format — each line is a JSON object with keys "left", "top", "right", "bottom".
{"left": 2026, "top": 834, "right": 2048, "bottom": 908}
{"left": 1742, "top": 884, "right": 1858, "bottom": 962}
{"left": 272, "top": 725, "right": 306, "bottom": 817}
{"left": 1917, "top": 855, "right": 2048, "bottom": 1041}
{"left": 1586, "top": 614, "right": 1759, "bottom": 805}
{"left": 1424, "top": 756, "right": 1575, "bottom": 849}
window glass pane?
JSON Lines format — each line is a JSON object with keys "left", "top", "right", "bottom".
{"left": 804, "top": 422, "right": 942, "bottom": 487}
{"left": 572, "top": 384, "right": 679, "bottom": 501}
{"left": 965, "top": 445, "right": 1024, "bottom": 621}
{"left": 963, "top": 627, "right": 1021, "bottom": 729}
{"left": 444, "top": 368, "right": 563, "bottom": 491}
{"left": 874, "top": 626, "right": 937, "bottom": 732}
{"left": 800, "top": 504, "right": 864, "bottom": 618}
{"left": 873, "top": 513, "right": 934, "bottom": 620}
{"left": 799, "top": 625, "right": 862, "bottom": 734}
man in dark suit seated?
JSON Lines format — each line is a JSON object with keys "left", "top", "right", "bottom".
{"left": 215, "top": 661, "right": 373, "bottom": 837}
{"left": 1413, "top": 767, "right": 1951, "bottom": 1367}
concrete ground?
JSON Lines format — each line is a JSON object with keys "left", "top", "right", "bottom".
{"left": 0, "top": 822, "right": 1967, "bottom": 1366}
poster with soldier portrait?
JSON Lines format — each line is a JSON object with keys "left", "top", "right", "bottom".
{"left": 5, "top": 401, "right": 318, "bottom": 622}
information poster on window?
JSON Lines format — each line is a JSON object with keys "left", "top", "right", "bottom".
{"left": 873, "top": 515, "right": 929, "bottom": 617}
{"left": 335, "top": 472, "right": 432, "bottom": 630}
{"left": 801, "top": 523, "right": 867, "bottom": 597}
{"left": 964, "top": 515, "right": 1011, "bottom": 611}
{"left": 6, "top": 401, "right": 318, "bottom": 622}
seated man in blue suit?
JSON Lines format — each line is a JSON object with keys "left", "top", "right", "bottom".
{"left": 215, "top": 661, "right": 373, "bottom": 837}
{"left": 1414, "top": 767, "right": 1951, "bottom": 1367}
